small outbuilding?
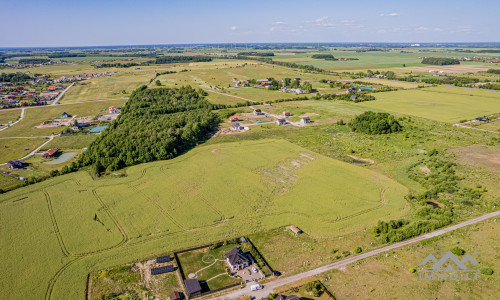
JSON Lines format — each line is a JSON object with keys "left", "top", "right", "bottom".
{"left": 231, "top": 122, "right": 242, "bottom": 131}
{"left": 289, "top": 225, "right": 302, "bottom": 235}
{"left": 61, "top": 112, "right": 69, "bottom": 118}
{"left": 170, "top": 291, "right": 184, "bottom": 300}
{"left": 253, "top": 109, "right": 262, "bottom": 115}
{"left": 184, "top": 279, "right": 202, "bottom": 299}
{"left": 283, "top": 111, "right": 291, "bottom": 117}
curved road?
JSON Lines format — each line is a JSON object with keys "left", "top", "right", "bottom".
{"left": 218, "top": 210, "right": 500, "bottom": 299}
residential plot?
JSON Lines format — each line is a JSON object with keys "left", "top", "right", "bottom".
{"left": 355, "top": 87, "right": 500, "bottom": 123}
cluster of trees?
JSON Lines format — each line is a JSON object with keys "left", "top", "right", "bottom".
{"left": 486, "top": 68, "right": 500, "bottom": 74}
{"left": 348, "top": 111, "right": 402, "bottom": 134}
{"left": 154, "top": 56, "right": 212, "bottom": 64}
{"left": 304, "top": 281, "right": 324, "bottom": 297}
{"left": 18, "top": 58, "right": 50, "bottom": 64}
{"left": 47, "top": 53, "right": 87, "bottom": 58}
{"left": 421, "top": 57, "right": 460, "bottom": 65}
{"left": 78, "top": 86, "right": 219, "bottom": 174}
{"left": 0, "top": 73, "right": 31, "bottom": 83}
{"left": 478, "top": 83, "right": 500, "bottom": 90}
{"left": 311, "top": 54, "right": 335, "bottom": 60}
{"left": 237, "top": 52, "right": 274, "bottom": 56}
{"left": 373, "top": 150, "right": 487, "bottom": 243}
{"left": 226, "top": 55, "right": 327, "bottom": 73}
{"left": 314, "top": 92, "right": 375, "bottom": 103}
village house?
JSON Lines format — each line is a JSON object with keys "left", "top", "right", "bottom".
{"left": 283, "top": 111, "right": 291, "bottom": 117}
{"left": 253, "top": 109, "right": 263, "bottom": 115}
{"left": 61, "top": 112, "right": 70, "bottom": 118}
{"left": 231, "top": 122, "right": 242, "bottom": 131}
{"left": 42, "top": 148, "right": 59, "bottom": 159}
{"left": 224, "top": 247, "right": 254, "bottom": 271}
{"left": 7, "top": 159, "right": 25, "bottom": 169}
{"left": 276, "top": 118, "right": 286, "bottom": 126}
{"left": 108, "top": 106, "right": 121, "bottom": 114}
{"left": 300, "top": 117, "right": 311, "bottom": 125}
{"left": 229, "top": 116, "right": 239, "bottom": 122}
{"left": 170, "top": 291, "right": 184, "bottom": 300}
{"left": 274, "top": 295, "right": 299, "bottom": 300}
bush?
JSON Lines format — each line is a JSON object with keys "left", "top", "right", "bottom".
{"left": 348, "top": 111, "right": 402, "bottom": 135}
{"left": 480, "top": 267, "right": 494, "bottom": 275}
{"left": 409, "top": 267, "right": 416, "bottom": 273}
{"left": 342, "top": 251, "right": 351, "bottom": 257}
{"left": 450, "top": 246, "right": 465, "bottom": 256}
{"left": 354, "top": 246, "right": 362, "bottom": 254}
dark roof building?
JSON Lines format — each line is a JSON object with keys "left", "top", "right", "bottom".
{"left": 184, "top": 279, "right": 202, "bottom": 298}
{"left": 224, "top": 247, "right": 253, "bottom": 271}
{"left": 275, "top": 295, "right": 299, "bottom": 300}
{"left": 7, "top": 159, "right": 24, "bottom": 169}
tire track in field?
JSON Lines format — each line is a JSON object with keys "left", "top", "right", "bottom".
{"left": 44, "top": 192, "right": 71, "bottom": 257}
{"left": 44, "top": 257, "right": 84, "bottom": 300}
{"left": 91, "top": 189, "right": 129, "bottom": 245}
{"left": 325, "top": 188, "right": 388, "bottom": 224}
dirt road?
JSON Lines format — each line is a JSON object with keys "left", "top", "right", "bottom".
{"left": 217, "top": 210, "right": 500, "bottom": 299}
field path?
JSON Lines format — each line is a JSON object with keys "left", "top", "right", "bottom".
{"left": 0, "top": 98, "right": 128, "bottom": 112}
{"left": 454, "top": 123, "right": 499, "bottom": 135}
{"left": 0, "top": 107, "right": 25, "bottom": 132}
{"left": 207, "top": 90, "right": 259, "bottom": 103}
{"left": 217, "top": 210, "right": 500, "bottom": 299}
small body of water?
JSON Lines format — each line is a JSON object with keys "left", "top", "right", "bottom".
{"left": 360, "top": 86, "right": 373, "bottom": 89}
{"left": 44, "top": 152, "right": 76, "bottom": 165}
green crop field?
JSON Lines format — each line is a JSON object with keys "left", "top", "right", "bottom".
{"left": 0, "top": 139, "right": 409, "bottom": 299}
{"left": 0, "top": 109, "right": 22, "bottom": 125}
{"left": 355, "top": 87, "right": 500, "bottom": 123}
{"left": 0, "top": 137, "right": 49, "bottom": 163}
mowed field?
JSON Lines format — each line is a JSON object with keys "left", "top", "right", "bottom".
{"left": 0, "top": 139, "right": 409, "bottom": 299}
{"left": 355, "top": 87, "right": 500, "bottom": 123}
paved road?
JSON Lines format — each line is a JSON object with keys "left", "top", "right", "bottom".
{"left": 51, "top": 83, "right": 74, "bottom": 105}
{"left": 0, "top": 108, "right": 25, "bottom": 132}
{"left": 217, "top": 210, "right": 500, "bottom": 299}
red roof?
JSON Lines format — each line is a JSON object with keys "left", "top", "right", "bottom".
{"left": 229, "top": 116, "right": 239, "bottom": 120}
{"left": 284, "top": 111, "right": 290, "bottom": 113}
{"left": 290, "top": 225, "right": 302, "bottom": 234}
{"left": 43, "top": 148, "right": 59, "bottom": 156}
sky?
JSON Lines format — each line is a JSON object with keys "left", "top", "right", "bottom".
{"left": 1, "top": 0, "right": 499, "bottom": 47}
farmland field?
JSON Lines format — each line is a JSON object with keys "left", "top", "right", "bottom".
{"left": 0, "top": 139, "right": 409, "bottom": 299}
{"left": 355, "top": 87, "right": 500, "bottom": 123}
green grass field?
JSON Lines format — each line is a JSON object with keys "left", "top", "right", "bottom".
{"left": 356, "top": 87, "right": 500, "bottom": 123}
{"left": 0, "top": 139, "right": 409, "bottom": 299}
{"left": 0, "top": 137, "right": 48, "bottom": 163}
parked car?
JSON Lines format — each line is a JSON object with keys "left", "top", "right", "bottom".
{"left": 250, "top": 284, "right": 263, "bottom": 291}
{"left": 252, "top": 267, "right": 259, "bottom": 273}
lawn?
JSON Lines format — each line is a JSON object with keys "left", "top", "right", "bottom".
{"left": 0, "top": 137, "right": 49, "bottom": 163}
{"left": 0, "top": 109, "right": 22, "bottom": 125}
{"left": 0, "top": 139, "right": 409, "bottom": 299}
{"left": 355, "top": 87, "right": 500, "bottom": 123}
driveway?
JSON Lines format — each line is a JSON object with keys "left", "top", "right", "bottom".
{"left": 237, "top": 265, "right": 265, "bottom": 282}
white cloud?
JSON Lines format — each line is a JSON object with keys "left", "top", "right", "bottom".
{"left": 380, "top": 12, "right": 400, "bottom": 17}
{"left": 231, "top": 26, "right": 237, "bottom": 31}
{"left": 273, "top": 21, "right": 287, "bottom": 25}
{"left": 315, "top": 16, "right": 329, "bottom": 22}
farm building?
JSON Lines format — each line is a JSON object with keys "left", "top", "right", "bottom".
{"left": 229, "top": 116, "right": 239, "bottom": 122}
{"left": 290, "top": 225, "right": 302, "bottom": 234}
{"left": 475, "top": 117, "right": 489, "bottom": 122}
{"left": 7, "top": 159, "right": 24, "bottom": 169}
{"left": 42, "top": 148, "right": 59, "bottom": 159}
{"left": 283, "top": 111, "right": 291, "bottom": 117}
{"left": 183, "top": 279, "right": 202, "bottom": 299}
{"left": 300, "top": 117, "right": 311, "bottom": 125}
{"left": 253, "top": 109, "right": 263, "bottom": 115}
{"left": 108, "top": 106, "right": 121, "bottom": 114}
{"left": 171, "top": 291, "right": 184, "bottom": 300}
{"left": 224, "top": 247, "right": 254, "bottom": 271}
{"left": 61, "top": 112, "right": 69, "bottom": 118}
{"left": 276, "top": 118, "right": 286, "bottom": 126}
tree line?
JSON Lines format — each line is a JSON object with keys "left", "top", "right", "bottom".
{"left": 155, "top": 56, "right": 212, "bottom": 64}
{"left": 0, "top": 73, "right": 31, "bottom": 83}
{"left": 421, "top": 57, "right": 460, "bottom": 65}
